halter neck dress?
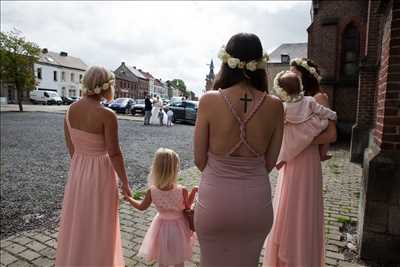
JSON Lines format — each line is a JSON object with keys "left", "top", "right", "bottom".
{"left": 55, "top": 109, "right": 124, "bottom": 266}
{"left": 194, "top": 89, "right": 274, "bottom": 266}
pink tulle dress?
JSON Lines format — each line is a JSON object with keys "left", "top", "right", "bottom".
{"left": 277, "top": 96, "right": 337, "bottom": 165}
{"left": 55, "top": 109, "right": 124, "bottom": 266}
{"left": 263, "top": 96, "right": 336, "bottom": 267}
{"left": 138, "top": 184, "right": 193, "bottom": 265}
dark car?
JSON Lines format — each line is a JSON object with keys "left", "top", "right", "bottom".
{"left": 70, "top": 96, "right": 80, "bottom": 102}
{"left": 62, "top": 96, "right": 74, "bottom": 105}
{"left": 109, "top": 98, "right": 134, "bottom": 114}
{"left": 131, "top": 99, "right": 145, "bottom": 116}
{"left": 167, "top": 100, "right": 198, "bottom": 125}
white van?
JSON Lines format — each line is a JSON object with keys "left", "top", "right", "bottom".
{"left": 30, "top": 90, "right": 63, "bottom": 105}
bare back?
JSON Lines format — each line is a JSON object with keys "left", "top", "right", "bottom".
{"left": 67, "top": 98, "right": 113, "bottom": 135}
{"left": 208, "top": 87, "right": 281, "bottom": 157}
{"left": 194, "top": 83, "right": 284, "bottom": 170}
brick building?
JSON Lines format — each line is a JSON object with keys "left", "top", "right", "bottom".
{"left": 113, "top": 62, "right": 149, "bottom": 99}
{"left": 310, "top": 0, "right": 400, "bottom": 264}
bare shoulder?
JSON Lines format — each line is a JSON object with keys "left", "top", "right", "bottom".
{"left": 198, "top": 90, "right": 220, "bottom": 110}
{"left": 100, "top": 106, "right": 117, "bottom": 122}
{"left": 265, "top": 94, "right": 284, "bottom": 112}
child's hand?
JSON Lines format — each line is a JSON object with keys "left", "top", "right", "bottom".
{"left": 276, "top": 161, "right": 286, "bottom": 170}
{"left": 192, "top": 186, "right": 199, "bottom": 193}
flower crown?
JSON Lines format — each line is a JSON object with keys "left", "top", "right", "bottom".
{"left": 272, "top": 70, "right": 304, "bottom": 103}
{"left": 218, "top": 46, "right": 269, "bottom": 71}
{"left": 82, "top": 77, "right": 115, "bottom": 96}
{"left": 291, "top": 58, "right": 322, "bottom": 81}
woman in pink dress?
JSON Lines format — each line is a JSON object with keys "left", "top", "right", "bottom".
{"left": 194, "top": 33, "right": 284, "bottom": 266}
{"left": 263, "top": 58, "right": 337, "bottom": 267}
{"left": 55, "top": 66, "right": 131, "bottom": 266}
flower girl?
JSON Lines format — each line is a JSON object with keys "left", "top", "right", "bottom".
{"left": 272, "top": 70, "right": 337, "bottom": 168}
{"left": 124, "top": 148, "right": 197, "bottom": 267}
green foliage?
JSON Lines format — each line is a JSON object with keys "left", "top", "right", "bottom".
{"left": 336, "top": 215, "right": 351, "bottom": 224}
{"left": 0, "top": 30, "right": 41, "bottom": 111}
{"left": 170, "top": 79, "right": 188, "bottom": 96}
{"left": 133, "top": 190, "right": 145, "bottom": 200}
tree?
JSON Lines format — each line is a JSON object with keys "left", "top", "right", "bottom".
{"left": 0, "top": 30, "right": 40, "bottom": 111}
{"left": 170, "top": 79, "right": 188, "bottom": 97}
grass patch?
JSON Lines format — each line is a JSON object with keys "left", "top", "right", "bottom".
{"left": 133, "top": 190, "right": 146, "bottom": 200}
{"left": 336, "top": 215, "right": 352, "bottom": 224}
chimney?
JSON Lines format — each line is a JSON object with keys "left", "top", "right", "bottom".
{"left": 42, "top": 48, "right": 48, "bottom": 54}
{"left": 60, "top": 51, "right": 68, "bottom": 57}
{"left": 121, "top": 62, "right": 125, "bottom": 66}
{"left": 133, "top": 66, "right": 136, "bottom": 69}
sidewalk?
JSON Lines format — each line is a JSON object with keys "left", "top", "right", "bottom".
{"left": 0, "top": 146, "right": 364, "bottom": 266}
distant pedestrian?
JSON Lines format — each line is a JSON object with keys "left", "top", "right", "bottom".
{"left": 167, "top": 108, "right": 174, "bottom": 127}
{"left": 144, "top": 95, "right": 152, "bottom": 125}
{"left": 158, "top": 108, "right": 164, "bottom": 126}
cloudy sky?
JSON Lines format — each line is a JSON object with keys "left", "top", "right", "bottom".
{"left": 1, "top": 1, "right": 311, "bottom": 96}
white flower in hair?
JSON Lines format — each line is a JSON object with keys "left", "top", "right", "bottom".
{"left": 246, "top": 61, "right": 257, "bottom": 71}
{"left": 291, "top": 58, "right": 322, "bottom": 82}
{"left": 218, "top": 46, "right": 269, "bottom": 71}
{"left": 102, "top": 82, "right": 109, "bottom": 90}
{"left": 227, "top": 57, "right": 240, "bottom": 68}
{"left": 94, "top": 87, "right": 101, "bottom": 94}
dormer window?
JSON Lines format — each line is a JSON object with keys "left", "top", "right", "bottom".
{"left": 281, "top": 54, "right": 290, "bottom": 64}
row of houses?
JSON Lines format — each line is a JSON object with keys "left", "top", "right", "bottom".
{"left": 1, "top": 48, "right": 194, "bottom": 103}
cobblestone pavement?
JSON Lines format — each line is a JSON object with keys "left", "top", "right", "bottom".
{"left": 0, "top": 145, "right": 364, "bottom": 266}
{"left": 0, "top": 112, "right": 193, "bottom": 238}
{"left": 0, "top": 104, "right": 145, "bottom": 122}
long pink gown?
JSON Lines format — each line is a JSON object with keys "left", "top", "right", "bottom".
{"left": 195, "top": 89, "right": 274, "bottom": 266}
{"left": 138, "top": 185, "right": 193, "bottom": 265}
{"left": 55, "top": 110, "right": 124, "bottom": 266}
{"left": 263, "top": 97, "right": 335, "bottom": 267}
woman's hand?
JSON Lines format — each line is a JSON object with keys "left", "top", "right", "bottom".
{"left": 122, "top": 183, "right": 132, "bottom": 198}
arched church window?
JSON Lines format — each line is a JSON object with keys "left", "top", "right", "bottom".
{"left": 341, "top": 23, "right": 360, "bottom": 79}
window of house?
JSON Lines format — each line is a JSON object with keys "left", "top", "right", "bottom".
{"left": 281, "top": 54, "right": 290, "bottom": 64}
{"left": 79, "top": 74, "right": 83, "bottom": 82}
{"left": 37, "top": 68, "right": 42, "bottom": 79}
{"left": 61, "top": 72, "right": 65, "bottom": 81}
{"left": 53, "top": 71, "right": 58, "bottom": 81}
{"left": 71, "top": 73, "right": 75, "bottom": 82}
{"left": 341, "top": 23, "right": 360, "bottom": 79}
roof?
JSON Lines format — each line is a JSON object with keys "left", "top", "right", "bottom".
{"left": 38, "top": 50, "right": 87, "bottom": 71}
{"left": 268, "top": 43, "right": 307, "bottom": 63}
{"left": 128, "top": 66, "right": 147, "bottom": 79}
{"left": 138, "top": 69, "right": 154, "bottom": 79}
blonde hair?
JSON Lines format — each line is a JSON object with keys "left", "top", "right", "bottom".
{"left": 82, "top": 66, "right": 115, "bottom": 101}
{"left": 148, "top": 148, "right": 180, "bottom": 189}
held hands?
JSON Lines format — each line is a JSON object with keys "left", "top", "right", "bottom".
{"left": 121, "top": 182, "right": 132, "bottom": 198}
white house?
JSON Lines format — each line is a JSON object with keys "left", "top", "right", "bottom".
{"left": 34, "top": 49, "right": 88, "bottom": 97}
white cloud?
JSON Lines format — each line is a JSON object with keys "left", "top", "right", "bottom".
{"left": 1, "top": 1, "right": 311, "bottom": 96}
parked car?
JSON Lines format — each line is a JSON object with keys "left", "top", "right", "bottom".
{"left": 30, "top": 90, "right": 62, "bottom": 105}
{"left": 131, "top": 99, "right": 145, "bottom": 116}
{"left": 170, "top": 96, "right": 185, "bottom": 103}
{"left": 101, "top": 99, "right": 113, "bottom": 107}
{"left": 167, "top": 100, "right": 198, "bottom": 125}
{"left": 109, "top": 98, "right": 134, "bottom": 114}
{"left": 61, "top": 96, "right": 74, "bottom": 105}
{"left": 70, "top": 96, "right": 80, "bottom": 102}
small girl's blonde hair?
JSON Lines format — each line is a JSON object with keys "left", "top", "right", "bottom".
{"left": 82, "top": 66, "right": 114, "bottom": 101}
{"left": 148, "top": 148, "right": 180, "bottom": 189}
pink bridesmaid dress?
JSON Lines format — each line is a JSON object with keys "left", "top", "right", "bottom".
{"left": 195, "top": 89, "right": 274, "bottom": 266}
{"left": 263, "top": 96, "right": 336, "bottom": 267}
{"left": 138, "top": 185, "right": 193, "bottom": 265}
{"left": 55, "top": 110, "right": 124, "bottom": 266}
